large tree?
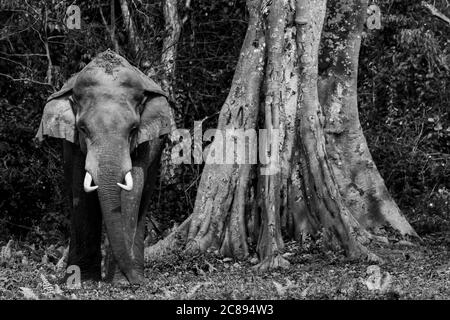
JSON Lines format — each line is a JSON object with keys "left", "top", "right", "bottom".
{"left": 145, "top": 0, "right": 417, "bottom": 268}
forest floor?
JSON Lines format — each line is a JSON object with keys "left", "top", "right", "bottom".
{"left": 0, "top": 232, "right": 449, "bottom": 300}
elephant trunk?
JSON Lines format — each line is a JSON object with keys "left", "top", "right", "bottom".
{"left": 95, "top": 156, "right": 142, "bottom": 285}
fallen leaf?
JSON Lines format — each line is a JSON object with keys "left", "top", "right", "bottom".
{"left": 273, "top": 280, "right": 285, "bottom": 296}
{"left": 365, "top": 265, "right": 381, "bottom": 290}
{"left": 40, "top": 274, "right": 54, "bottom": 295}
{"left": 56, "top": 246, "right": 69, "bottom": 271}
{"left": 380, "top": 273, "right": 392, "bottom": 293}
{"left": 194, "top": 264, "right": 206, "bottom": 276}
{"left": 20, "top": 287, "right": 38, "bottom": 300}
{"left": 54, "top": 284, "right": 63, "bottom": 295}
{"left": 397, "top": 240, "right": 415, "bottom": 247}
{"left": 205, "top": 260, "right": 217, "bottom": 273}
{"left": 282, "top": 252, "right": 294, "bottom": 258}
{"left": 301, "top": 284, "right": 313, "bottom": 298}
{"left": 41, "top": 254, "right": 48, "bottom": 264}
{"left": 436, "top": 264, "right": 450, "bottom": 274}
{"left": 364, "top": 265, "right": 392, "bottom": 293}
{"left": 186, "top": 282, "right": 212, "bottom": 299}
{"left": 1, "top": 240, "right": 14, "bottom": 261}
{"left": 162, "top": 287, "right": 175, "bottom": 299}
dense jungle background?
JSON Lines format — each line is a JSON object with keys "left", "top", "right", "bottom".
{"left": 0, "top": 0, "right": 449, "bottom": 299}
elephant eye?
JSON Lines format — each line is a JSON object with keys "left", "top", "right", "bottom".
{"left": 130, "top": 125, "right": 139, "bottom": 136}
{"left": 78, "top": 124, "right": 89, "bottom": 136}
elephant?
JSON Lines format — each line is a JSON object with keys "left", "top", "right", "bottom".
{"left": 35, "top": 50, "right": 175, "bottom": 285}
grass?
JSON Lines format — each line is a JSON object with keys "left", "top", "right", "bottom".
{"left": 0, "top": 232, "right": 449, "bottom": 300}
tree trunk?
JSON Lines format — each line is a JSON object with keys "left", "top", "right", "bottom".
{"left": 158, "top": 0, "right": 184, "bottom": 188}
{"left": 161, "top": 0, "right": 181, "bottom": 106}
{"left": 120, "top": 0, "right": 140, "bottom": 54}
{"left": 294, "top": 0, "right": 374, "bottom": 260}
{"left": 319, "top": 0, "right": 417, "bottom": 238}
{"left": 255, "top": 0, "right": 296, "bottom": 270}
{"left": 146, "top": 0, "right": 265, "bottom": 261}
{"left": 110, "top": 0, "right": 120, "bottom": 53}
{"left": 145, "top": 0, "right": 417, "bottom": 266}
{"left": 99, "top": 0, "right": 120, "bottom": 53}
{"left": 184, "top": 0, "right": 265, "bottom": 260}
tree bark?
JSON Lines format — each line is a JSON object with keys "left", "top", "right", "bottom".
{"left": 184, "top": 0, "right": 265, "bottom": 259}
{"left": 145, "top": 0, "right": 417, "bottom": 266}
{"left": 119, "top": 0, "right": 140, "bottom": 54}
{"left": 161, "top": 0, "right": 181, "bottom": 101}
{"left": 110, "top": 0, "right": 120, "bottom": 53}
{"left": 319, "top": 0, "right": 417, "bottom": 238}
{"left": 255, "top": 0, "right": 297, "bottom": 270}
{"left": 157, "top": 0, "right": 184, "bottom": 189}
{"left": 146, "top": 0, "right": 266, "bottom": 262}
{"left": 294, "top": 0, "right": 375, "bottom": 260}
{"left": 422, "top": 1, "right": 450, "bottom": 25}
{"left": 99, "top": 0, "right": 120, "bottom": 53}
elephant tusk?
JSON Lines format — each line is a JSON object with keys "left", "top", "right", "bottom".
{"left": 83, "top": 172, "right": 98, "bottom": 193}
{"left": 117, "top": 172, "right": 133, "bottom": 191}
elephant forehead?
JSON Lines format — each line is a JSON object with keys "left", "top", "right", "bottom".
{"left": 77, "top": 91, "right": 139, "bottom": 124}
{"left": 90, "top": 105, "right": 137, "bottom": 126}
{"left": 79, "top": 101, "right": 139, "bottom": 132}
{"left": 73, "top": 67, "right": 144, "bottom": 95}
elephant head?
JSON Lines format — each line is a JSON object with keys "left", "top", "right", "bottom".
{"left": 36, "top": 50, "right": 174, "bottom": 284}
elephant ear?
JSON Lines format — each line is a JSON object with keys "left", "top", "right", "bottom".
{"left": 35, "top": 73, "right": 78, "bottom": 143}
{"left": 137, "top": 95, "right": 175, "bottom": 145}
{"left": 135, "top": 68, "right": 176, "bottom": 144}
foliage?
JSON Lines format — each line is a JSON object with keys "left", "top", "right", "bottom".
{"left": 0, "top": 96, "right": 67, "bottom": 241}
{"left": 358, "top": 0, "right": 449, "bottom": 234}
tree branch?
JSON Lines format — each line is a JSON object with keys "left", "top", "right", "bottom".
{"left": 422, "top": 1, "right": 450, "bottom": 25}
{"left": 0, "top": 72, "right": 55, "bottom": 88}
{"left": 99, "top": 1, "right": 120, "bottom": 52}
{"left": 43, "top": 7, "right": 53, "bottom": 86}
{"left": 120, "top": 0, "right": 140, "bottom": 54}
{"left": 161, "top": 0, "right": 181, "bottom": 98}
{"left": 181, "top": 0, "right": 192, "bottom": 24}
{"left": 0, "top": 52, "right": 46, "bottom": 57}
{"left": 161, "top": 0, "right": 182, "bottom": 128}
{"left": 110, "top": 0, "right": 120, "bottom": 53}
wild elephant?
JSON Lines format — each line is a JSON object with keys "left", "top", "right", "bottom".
{"left": 36, "top": 50, "right": 175, "bottom": 285}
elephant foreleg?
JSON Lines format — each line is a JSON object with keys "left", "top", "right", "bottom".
{"left": 63, "top": 141, "right": 102, "bottom": 282}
